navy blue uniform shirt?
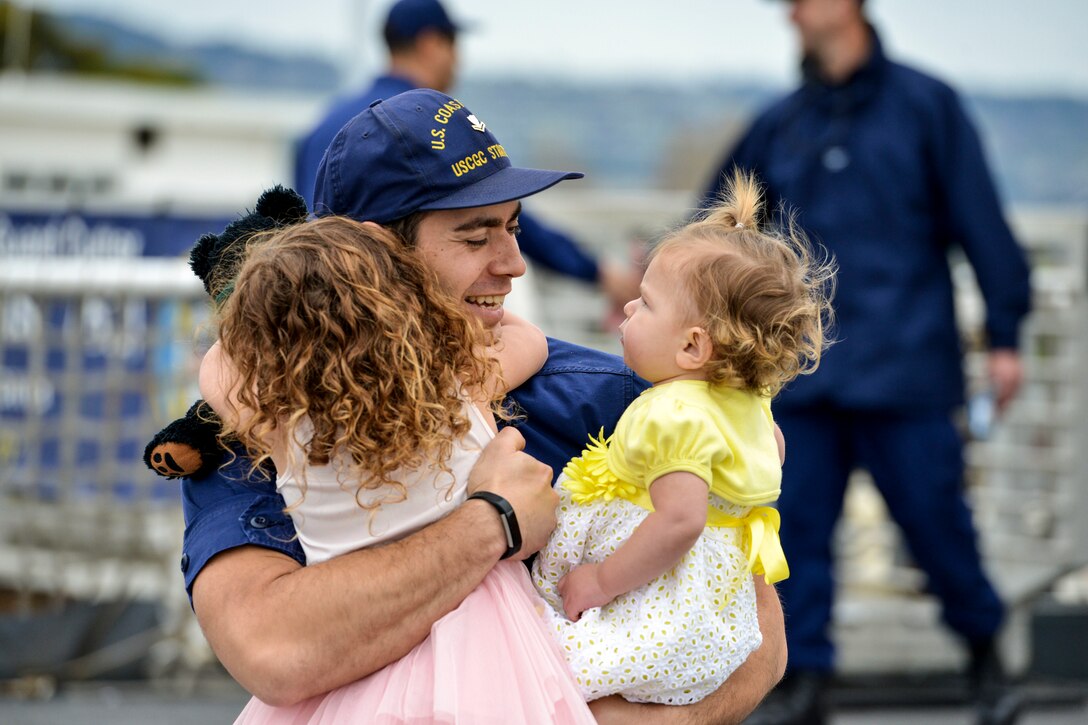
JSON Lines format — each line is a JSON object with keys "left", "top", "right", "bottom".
{"left": 180, "top": 338, "right": 647, "bottom": 595}
{"left": 703, "top": 30, "right": 1031, "bottom": 412}
{"left": 294, "top": 75, "right": 601, "bottom": 282}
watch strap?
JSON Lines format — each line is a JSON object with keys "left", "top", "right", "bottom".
{"left": 467, "top": 491, "right": 522, "bottom": 560}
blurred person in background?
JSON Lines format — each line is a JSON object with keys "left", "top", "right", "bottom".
{"left": 293, "top": 0, "right": 642, "bottom": 322}
{"left": 701, "top": 1, "right": 1032, "bottom": 724}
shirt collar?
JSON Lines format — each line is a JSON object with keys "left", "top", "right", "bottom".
{"left": 801, "top": 25, "right": 887, "bottom": 110}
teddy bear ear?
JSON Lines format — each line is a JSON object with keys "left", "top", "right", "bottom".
{"left": 189, "top": 232, "right": 222, "bottom": 293}
{"left": 254, "top": 185, "right": 309, "bottom": 226}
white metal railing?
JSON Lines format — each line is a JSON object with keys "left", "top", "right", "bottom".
{"left": 0, "top": 257, "right": 210, "bottom": 679}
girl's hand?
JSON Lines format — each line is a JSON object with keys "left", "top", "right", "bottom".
{"left": 478, "top": 311, "right": 548, "bottom": 396}
{"left": 494, "top": 312, "right": 547, "bottom": 389}
{"left": 558, "top": 563, "right": 612, "bottom": 621}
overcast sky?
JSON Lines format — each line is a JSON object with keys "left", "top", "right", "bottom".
{"left": 36, "top": 0, "right": 1088, "bottom": 96}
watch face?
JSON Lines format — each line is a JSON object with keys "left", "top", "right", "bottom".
{"left": 499, "top": 516, "right": 515, "bottom": 550}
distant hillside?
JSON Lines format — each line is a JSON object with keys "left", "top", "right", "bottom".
{"left": 459, "top": 77, "right": 1088, "bottom": 206}
{"left": 56, "top": 12, "right": 342, "bottom": 92}
{"left": 33, "top": 9, "right": 1088, "bottom": 206}
{"left": 456, "top": 77, "right": 776, "bottom": 194}
{"left": 967, "top": 95, "right": 1088, "bottom": 206}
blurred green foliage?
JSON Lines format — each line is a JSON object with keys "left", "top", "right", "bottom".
{"left": 0, "top": 0, "right": 200, "bottom": 85}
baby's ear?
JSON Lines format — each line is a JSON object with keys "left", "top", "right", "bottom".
{"left": 676, "top": 326, "right": 713, "bottom": 371}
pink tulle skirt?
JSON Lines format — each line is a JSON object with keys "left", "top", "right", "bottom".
{"left": 234, "top": 560, "right": 595, "bottom": 724}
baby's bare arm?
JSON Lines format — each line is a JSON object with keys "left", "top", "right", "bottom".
{"left": 559, "top": 471, "right": 707, "bottom": 621}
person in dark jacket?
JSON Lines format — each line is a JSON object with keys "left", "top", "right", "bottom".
{"left": 294, "top": 0, "right": 641, "bottom": 314}
{"left": 701, "top": 1, "right": 1031, "bottom": 724}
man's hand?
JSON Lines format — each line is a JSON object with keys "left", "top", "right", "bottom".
{"left": 588, "top": 695, "right": 644, "bottom": 724}
{"left": 599, "top": 259, "right": 643, "bottom": 311}
{"left": 988, "top": 348, "right": 1023, "bottom": 413}
{"left": 467, "top": 427, "right": 557, "bottom": 559}
{"left": 558, "top": 562, "right": 612, "bottom": 621}
{"left": 599, "top": 258, "right": 645, "bottom": 331}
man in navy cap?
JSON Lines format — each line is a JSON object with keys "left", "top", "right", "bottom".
{"left": 703, "top": 1, "right": 1030, "bottom": 724}
{"left": 294, "top": 0, "right": 642, "bottom": 316}
{"left": 184, "top": 89, "right": 786, "bottom": 723}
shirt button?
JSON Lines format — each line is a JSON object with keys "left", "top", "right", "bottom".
{"left": 249, "top": 515, "right": 272, "bottom": 529}
{"left": 179, "top": 553, "right": 190, "bottom": 573}
{"left": 822, "top": 146, "right": 850, "bottom": 172}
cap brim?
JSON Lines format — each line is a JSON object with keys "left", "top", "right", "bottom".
{"left": 419, "top": 166, "right": 584, "bottom": 212}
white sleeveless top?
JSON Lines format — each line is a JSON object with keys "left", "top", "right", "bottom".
{"left": 276, "top": 401, "right": 496, "bottom": 565}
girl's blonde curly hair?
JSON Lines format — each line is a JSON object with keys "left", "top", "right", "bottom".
{"left": 214, "top": 215, "right": 499, "bottom": 506}
{"left": 655, "top": 169, "right": 836, "bottom": 395}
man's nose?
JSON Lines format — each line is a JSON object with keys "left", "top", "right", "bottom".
{"left": 492, "top": 231, "right": 527, "bottom": 278}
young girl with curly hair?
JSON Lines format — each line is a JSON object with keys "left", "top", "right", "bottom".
{"left": 533, "top": 170, "right": 835, "bottom": 706}
{"left": 199, "top": 216, "right": 595, "bottom": 723}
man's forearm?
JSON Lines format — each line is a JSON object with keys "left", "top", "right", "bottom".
{"left": 192, "top": 499, "right": 506, "bottom": 706}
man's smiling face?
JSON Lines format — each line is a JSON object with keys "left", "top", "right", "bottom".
{"left": 413, "top": 200, "right": 525, "bottom": 330}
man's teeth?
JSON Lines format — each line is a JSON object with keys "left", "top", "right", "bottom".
{"left": 467, "top": 295, "right": 505, "bottom": 307}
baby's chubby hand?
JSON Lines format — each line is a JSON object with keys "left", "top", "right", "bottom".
{"left": 558, "top": 563, "right": 613, "bottom": 621}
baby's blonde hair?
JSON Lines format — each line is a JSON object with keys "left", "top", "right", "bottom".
{"left": 215, "top": 216, "right": 499, "bottom": 506}
{"left": 655, "top": 169, "right": 835, "bottom": 395}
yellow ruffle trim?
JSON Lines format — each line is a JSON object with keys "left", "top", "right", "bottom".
{"left": 561, "top": 428, "right": 638, "bottom": 503}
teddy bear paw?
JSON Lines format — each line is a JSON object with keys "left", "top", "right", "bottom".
{"left": 148, "top": 442, "right": 205, "bottom": 479}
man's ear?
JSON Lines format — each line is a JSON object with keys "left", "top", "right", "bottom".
{"left": 676, "top": 326, "right": 713, "bottom": 371}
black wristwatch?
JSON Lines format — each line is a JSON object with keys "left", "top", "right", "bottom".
{"left": 467, "top": 491, "right": 522, "bottom": 560}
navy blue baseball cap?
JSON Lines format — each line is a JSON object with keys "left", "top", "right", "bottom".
{"left": 313, "top": 89, "right": 584, "bottom": 224}
{"left": 384, "top": 0, "right": 464, "bottom": 42}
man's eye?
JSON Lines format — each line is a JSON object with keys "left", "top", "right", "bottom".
{"left": 465, "top": 238, "right": 487, "bottom": 247}
{"left": 508, "top": 224, "right": 522, "bottom": 237}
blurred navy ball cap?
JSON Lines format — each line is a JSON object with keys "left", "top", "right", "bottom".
{"left": 313, "top": 89, "right": 583, "bottom": 224}
{"left": 384, "top": 0, "right": 464, "bottom": 42}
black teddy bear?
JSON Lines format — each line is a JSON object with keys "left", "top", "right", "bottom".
{"left": 143, "top": 185, "right": 308, "bottom": 480}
